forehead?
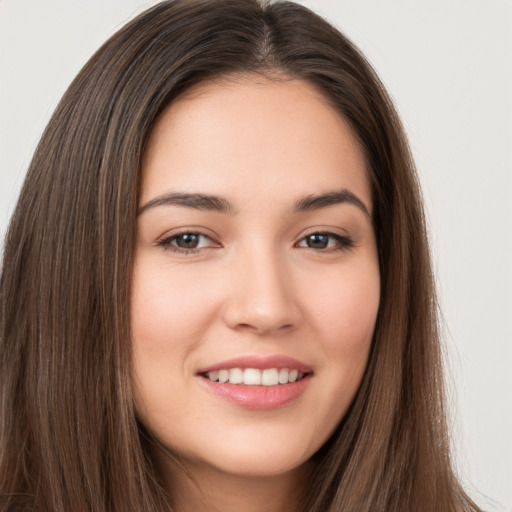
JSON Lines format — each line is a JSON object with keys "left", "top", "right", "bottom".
{"left": 141, "top": 76, "right": 371, "bottom": 213}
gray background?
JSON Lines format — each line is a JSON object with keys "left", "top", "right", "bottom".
{"left": 1, "top": 1, "right": 511, "bottom": 510}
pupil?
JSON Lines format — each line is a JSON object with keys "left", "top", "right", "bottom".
{"left": 177, "top": 234, "right": 199, "bottom": 249}
{"left": 307, "top": 234, "right": 328, "bottom": 249}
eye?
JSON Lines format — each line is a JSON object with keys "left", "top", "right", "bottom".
{"left": 296, "top": 232, "right": 354, "bottom": 251}
{"left": 157, "top": 232, "right": 218, "bottom": 253}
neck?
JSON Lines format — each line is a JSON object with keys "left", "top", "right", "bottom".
{"left": 153, "top": 448, "right": 313, "bottom": 512}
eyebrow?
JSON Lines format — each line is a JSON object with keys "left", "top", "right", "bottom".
{"left": 138, "top": 188, "right": 370, "bottom": 217}
{"left": 293, "top": 189, "right": 371, "bottom": 217}
{"left": 138, "top": 192, "right": 236, "bottom": 215}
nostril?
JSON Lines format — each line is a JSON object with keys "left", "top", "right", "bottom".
{"left": 231, "top": 321, "right": 295, "bottom": 335}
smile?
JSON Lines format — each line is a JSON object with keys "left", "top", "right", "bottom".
{"left": 204, "top": 368, "right": 306, "bottom": 386}
{"left": 197, "top": 356, "right": 313, "bottom": 409}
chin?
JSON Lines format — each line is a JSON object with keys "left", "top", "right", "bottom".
{"left": 215, "top": 451, "right": 307, "bottom": 478}
{"left": 174, "top": 428, "right": 318, "bottom": 479}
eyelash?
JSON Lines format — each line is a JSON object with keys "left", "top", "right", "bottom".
{"left": 297, "top": 232, "right": 355, "bottom": 251}
{"left": 157, "top": 232, "right": 219, "bottom": 255}
{"left": 157, "top": 231, "right": 354, "bottom": 255}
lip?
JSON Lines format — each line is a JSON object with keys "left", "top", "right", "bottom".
{"left": 196, "top": 355, "right": 312, "bottom": 374}
{"left": 197, "top": 355, "right": 313, "bottom": 410}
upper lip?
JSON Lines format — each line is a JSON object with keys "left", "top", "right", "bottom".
{"left": 197, "top": 355, "right": 312, "bottom": 374}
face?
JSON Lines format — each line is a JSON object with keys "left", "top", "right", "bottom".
{"left": 132, "top": 77, "right": 380, "bottom": 480}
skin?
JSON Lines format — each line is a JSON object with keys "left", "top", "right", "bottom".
{"left": 132, "top": 76, "right": 380, "bottom": 512}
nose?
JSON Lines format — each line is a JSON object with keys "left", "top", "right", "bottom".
{"left": 222, "top": 245, "right": 301, "bottom": 335}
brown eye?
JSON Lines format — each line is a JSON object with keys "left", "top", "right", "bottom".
{"left": 297, "top": 232, "right": 354, "bottom": 251}
{"left": 158, "top": 232, "right": 217, "bottom": 252}
{"left": 305, "top": 234, "right": 329, "bottom": 249}
{"left": 175, "top": 233, "right": 201, "bottom": 249}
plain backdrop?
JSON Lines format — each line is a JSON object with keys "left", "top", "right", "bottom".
{"left": 1, "top": 1, "right": 511, "bottom": 510}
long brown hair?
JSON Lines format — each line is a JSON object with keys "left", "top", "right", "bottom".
{"left": 0, "top": 1, "right": 480, "bottom": 510}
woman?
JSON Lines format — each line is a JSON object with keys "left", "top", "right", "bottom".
{"left": 0, "top": 1, "right": 482, "bottom": 510}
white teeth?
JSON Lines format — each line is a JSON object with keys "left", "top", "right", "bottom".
{"left": 288, "top": 369, "right": 299, "bottom": 383}
{"left": 205, "top": 367, "right": 307, "bottom": 386}
{"left": 278, "top": 368, "right": 289, "bottom": 384}
{"left": 261, "top": 368, "right": 279, "bottom": 386}
{"left": 243, "top": 368, "right": 262, "bottom": 385}
{"left": 228, "top": 368, "right": 243, "bottom": 384}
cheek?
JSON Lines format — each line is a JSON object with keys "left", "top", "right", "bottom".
{"left": 300, "top": 257, "right": 380, "bottom": 405}
{"left": 130, "top": 264, "right": 229, "bottom": 455}
{"left": 305, "top": 260, "right": 380, "bottom": 349}
{"left": 131, "top": 261, "right": 217, "bottom": 355}
{"left": 130, "top": 261, "right": 220, "bottom": 420}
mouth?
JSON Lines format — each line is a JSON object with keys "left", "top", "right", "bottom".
{"left": 196, "top": 356, "right": 313, "bottom": 409}
{"left": 201, "top": 367, "right": 307, "bottom": 386}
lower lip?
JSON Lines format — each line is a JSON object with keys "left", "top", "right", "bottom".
{"left": 199, "top": 375, "right": 311, "bottom": 410}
